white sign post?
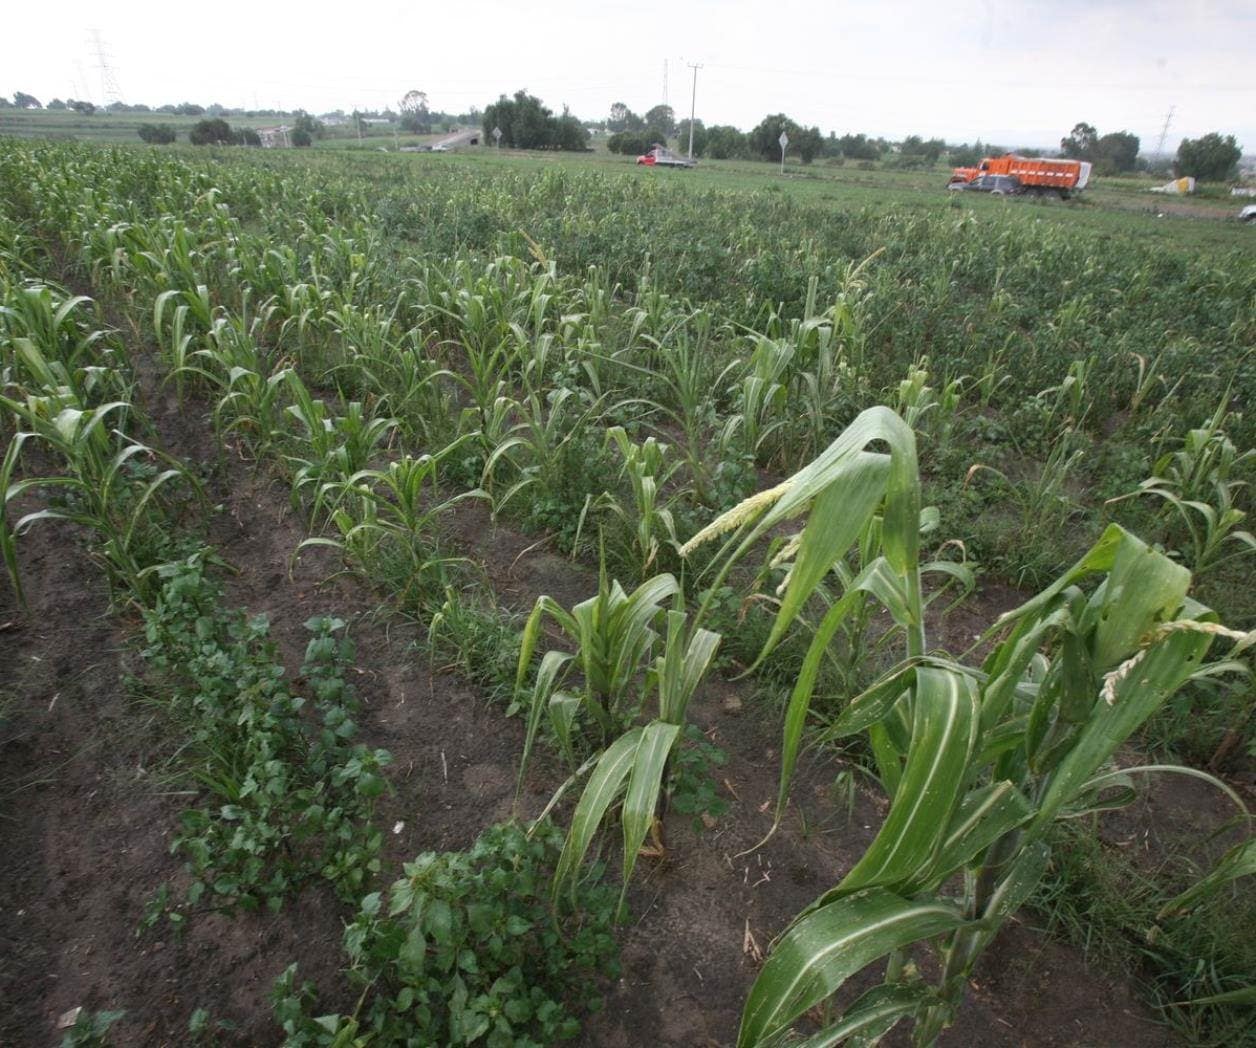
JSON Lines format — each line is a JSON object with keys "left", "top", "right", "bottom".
{"left": 492, "top": 126, "right": 503, "bottom": 148}
{"left": 779, "top": 130, "right": 789, "bottom": 174}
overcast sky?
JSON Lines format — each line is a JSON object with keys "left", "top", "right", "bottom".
{"left": 6, "top": 0, "right": 1254, "bottom": 152}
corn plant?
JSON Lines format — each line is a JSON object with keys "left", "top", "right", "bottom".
{"left": 682, "top": 406, "right": 1248, "bottom": 1047}
{"left": 479, "top": 387, "right": 609, "bottom": 532}
{"left": 517, "top": 564, "right": 721, "bottom": 912}
{"left": 575, "top": 425, "right": 682, "bottom": 578}
{"left": 515, "top": 568, "right": 678, "bottom": 764}
{"left": 1, "top": 395, "right": 193, "bottom": 606}
{"left": 727, "top": 335, "right": 794, "bottom": 469}
{"left": 301, "top": 441, "right": 486, "bottom": 609}
{"left": 1110, "top": 410, "right": 1255, "bottom": 577}
{"left": 546, "top": 605, "right": 721, "bottom": 915}
{"left": 282, "top": 372, "right": 398, "bottom": 520}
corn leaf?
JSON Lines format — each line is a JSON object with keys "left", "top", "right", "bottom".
{"left": 618, "top": 720, "right": 682, "bottom": 908}
{"left": 552, "top": 728, "right": 642, "bottom": 901}
{"left": 793, "top": 984, "right": 937, "bottom": 1048}
{"left": 737, "top": 889, "right": 965, "bottom": 1048}
{"left": 831, "top": 667, "right": 978, "bottom": 896}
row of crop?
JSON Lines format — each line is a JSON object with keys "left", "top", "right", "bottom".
{"left": 0, "top": 179, "right": 629, "bottom": 1046}
{"left": 9, "top": 142, "right": 1256, "bottom": 1045}
{"left": 28, "top": 144, "right": 1256, "bottom": 433}
{"left": 0, "top": 231, "right": 390, "bottom": 904}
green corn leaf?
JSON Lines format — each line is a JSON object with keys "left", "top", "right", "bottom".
{"left": 1176, "top": 984, "right": 1256, "bottom": 1007}
{"left": 1159, "top": 839, "right": 1256, "bottom": 917}
{"left": 920, "top": 781, "right": 1034, "bottom": 890}
{"left": 737, "top": 889, "right": 966, "bottom": 1048}
{"left": 618, "top": 720, "right": 682, "bottom": 909}
{"left": 1030, "top": 624, "right": 1213, "bottom": 832}
{"left": 793, "top": 984, "right": 937, "bottom": 1048}
{"left": 552, "top": 728, "right": 642, "bottom": 901}
{"left": 755, "top": 455, "right": 890, "bottom": 666}
{"left": 831, "top": 667, "right": 978, "bottom": 896}
{"left": 515, "top": 648, "right": 572, "bottom": 800}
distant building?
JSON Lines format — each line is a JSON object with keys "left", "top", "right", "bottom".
{"left": 257, "top": 125, "right": 291, "bottom": 148}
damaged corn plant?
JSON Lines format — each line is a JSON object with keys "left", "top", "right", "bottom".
{"left": 682, "top": 406, "right": 1250, "bottom": 1047}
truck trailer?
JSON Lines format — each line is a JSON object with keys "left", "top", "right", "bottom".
{"left": 947, "top": 153, "right": 1092, "bottom": 198}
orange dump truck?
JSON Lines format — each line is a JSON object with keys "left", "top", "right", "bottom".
{"left": 947, "top": 153, "right": 1092, "bottom": 198}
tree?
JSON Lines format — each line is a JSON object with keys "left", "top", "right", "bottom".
{"left": 749, "top": 114, "right": 806, "bottom": 163}
{"left": 67, "top": 99, "right": 96, "bottom": 116}
{"left": 553, "top": 106, "right": 589, "bottom": 151}
{"left": 795, "top": 125, "right": 825, "bottom": 164}
{"left": 705, "top": 125, "right": 749, "bottom": 160}
{"left": 482, "top": 90, "right": 588, "bottom": 151}
{"left": 399, "top": 90, "right": 430, "bottom": 135}
{"left": 643, "top": 104, "right": 675, "bottom": 143}
{"left": 137, "top": 123, "right": 176, "bottom": 144}
{"left": 836, "top": 133, "right": 880, "bottom": 160}
{"left": 189, "top": 118, "right": 235, "bottom": 145}
{"left": 175, "top": 102, "right": 206, "bottom": 117}
{"left": 46, "top": 98, "right": 67, "bottom": 111}
{"left": 1060, "top": 121, "right": 1099, "bottom": 160}
{"left": 1095, "top": 131, "right": 1139, "bottom": 174}
{"left": 675, "top": 118, "right": 708, "bottom": 157}
{"left": 236, "top": 127, "right": 261, "bottom": 147}
{"left": 1176, "top": 132, "right": 1241, "bottom": 182}
{"left": 12, "top": 91, "right": 41, "bottom": 109}
{"left": 293, "top": 112, "right": 324, "bottom": 140}
{"left": 607, "top": 101, "right": 643, "bottom": 133}
{"left": 292, "top": 128, "right": 313, "bottom": 147}
{"left": 607, "top": 131, "right": 651, "bottom": 156}
{"left": 899, "top": 135, "right": 945, "bottom": 164}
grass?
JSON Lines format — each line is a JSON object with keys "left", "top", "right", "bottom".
{"left": 1034, "top": 820, "right": 1256, "bottom": 1047}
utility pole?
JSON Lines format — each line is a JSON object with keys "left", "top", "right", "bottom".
{"left": 686, "top": 62, "right": 702, "bottom": 159}
{"left": 1155, "top": 105, "right": 1175, "bottom": 159}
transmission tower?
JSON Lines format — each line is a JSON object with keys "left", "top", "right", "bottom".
{"left": 89, "top": 28, "right": 124, "bottom": 106}
{"left": 1155, "top": 105, "right": 1175, "bottom": 158}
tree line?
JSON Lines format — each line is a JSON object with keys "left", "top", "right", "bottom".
{"left": 8, "top": 85, "right": 1245, "bottom": 180}
{"left": 137, "top": 113, "right": 324, "bottom": 147}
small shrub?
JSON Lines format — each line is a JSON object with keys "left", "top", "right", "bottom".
{"left": 273, "top": 821, "right": 620, "bottom": 1046}
{"left": 137, "top": 123, "right": 176, "bottom": 145}
{"left": 188, "top": 118, "right": 234, "bottom": 146}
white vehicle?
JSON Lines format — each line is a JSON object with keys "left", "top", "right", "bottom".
{"left": 1241, "top": 204, "right": 1256, "bottom": 223}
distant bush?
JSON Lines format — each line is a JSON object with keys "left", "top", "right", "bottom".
{"left": 188, "top": 118, "right": 234, "bottom": 145}
{"left": 291, "top": 128, "right": 312, "bottom": 147}
{"left": 236, "top": 127, "right": 261, "bottom": 147}
{"left": 137, "top": 123, "right": 176, "bottom": 145}
{"left": 607, "top": 131, "right": 650, "bottom": 156}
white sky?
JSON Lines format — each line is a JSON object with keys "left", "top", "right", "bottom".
{"left": 6, "top": 0, "right": 1254, "bottom": 152}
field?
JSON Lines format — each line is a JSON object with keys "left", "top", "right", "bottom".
{"left": 1, "top": 137, "right": 1254, "bottom": 1047}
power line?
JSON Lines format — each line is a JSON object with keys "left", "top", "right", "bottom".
{"left": 89, "top": 28, "right": 124, "bottom": 105}
{"left": 1155, "top": 104, "right": 1176, "bottom": 156}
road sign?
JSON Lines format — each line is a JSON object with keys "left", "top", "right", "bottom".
{"left": 779, "top": 131, "right": 789, "bottom": 174}
{"left": 492, "top": 126, "right": 502, "bottom": 146}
